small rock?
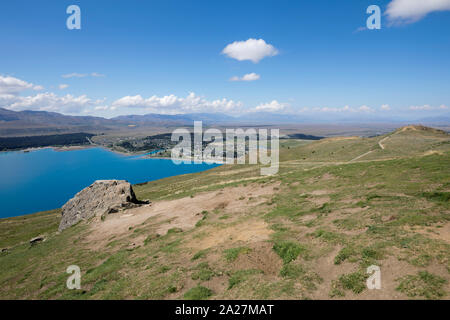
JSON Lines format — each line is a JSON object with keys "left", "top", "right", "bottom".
{"left": 126, "top": 242, "right": 139, "bottom": 251}
{"left": 30, "top": 236, "right": 44, "bottom": 245}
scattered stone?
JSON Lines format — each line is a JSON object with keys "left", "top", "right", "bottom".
{"left": 29, "top": 236, "right": 44, "bottom": 245}
{"left": 59, "top": 180, "right": 149, "bottom": 231}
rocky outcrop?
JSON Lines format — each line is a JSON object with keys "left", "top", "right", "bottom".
{"left": 59, "top": 180, "right": 148, "bottom": 231}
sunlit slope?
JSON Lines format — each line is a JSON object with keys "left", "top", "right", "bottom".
{"left": 280, "top": 125, "right": 450, "bottom": 163}
{"left": 0, "top": 126, "right": 449, "bottom": 300}
{"left": 364, "top": 125, "right": 450, "bottom": 160}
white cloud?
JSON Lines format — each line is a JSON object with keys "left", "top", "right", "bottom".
{"left": 409, "top": 104, "right": 448, "bottom": 110}
{"left": 359, "top": 105, "right": 373, "bottom": 112}
{"left": 386, "top": 0, "right": 450, "bottom": 23}
{"left": 229, "top": 73, "right": 261, "bottom": 82}
{"left": 306, "top": 105, "right": 375, "bottom": 113}
{"left": 91, "top": 72, "right": 105, "bottom": 77}
{"left": 312, "top": 106, "right": 351, "bottom": 112}
{"left": 300, "top": 104, "right": 447, "bottom": 114}
{"left": 59, "top": 84, "right": 69, "bottom": 90}
{"left": 0, "top": 76, "right": 98, "bottom": 114}
{"left": 0, "top": 75, "right": 43, "bottom": 94}
{"left": 1, "top": 92, "right": 105, "bottom": 114}
{"left": 342, "top": 105, "right": 352, "bottom": 112}
{"left": 353, "top": 26, "right": 368, "bottom": 33}
{"left": 252, "top": 100, "right": 287, "bottom": 112}
{"left": 94, "top": 105, "right": 110, "bottom": 111}
{"left": 62, "top": 72, "right": 105, "bottom": 78}
{"left": 111, "top": 92, "right": 243, "bottom": 114}
{"left": 0, "top": 94, "right": 18, "bottom": 106}
{"left": 222, "top": 38, "right": 278, "bottom": 63}
{"left": 62, "top": 73, "right": 87, "bottom": 78}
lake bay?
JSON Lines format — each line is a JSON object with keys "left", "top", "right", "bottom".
{"left": 0, "top": 147, "right": 219, "bottom": 218}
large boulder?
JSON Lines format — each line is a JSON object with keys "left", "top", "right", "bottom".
{"left": 59, "top": 180, "right": 148, "bottom": 231}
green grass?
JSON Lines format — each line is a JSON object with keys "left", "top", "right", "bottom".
{"left": 192, "top": 249, "right": 208, "bottom": 261}
{"left": 0, "top": 209, "right": 60, "bottom": 248}
{"left": 228, "top": 269, "right": 261, "bottom": 290}
{"left": 396, "top": 271, "right": 447, "bottom": 299}
{"left": 421, "top": 192, "right": 450, "bottom": 204}
{"left": 410, "top": 254, "right": 433, "bottom": 267}
{"left": 191, "top": 262, "right": 215, "bottom": 281}
{"left": 338, "top": 271, "right": 368, "bottom": 294}
{"left": 273, "top": 241, "right": 308, "bottom": 264}
{"left": 279, "top": 263, "right": 322, "bottom": 291}
{"left": 223, "top": 246, "right": 251, "bottom": 262}
{"left": 184, "top": 285, "right": 213, "bottom": 300}
{"left": 334, "top": 246, "right": 358, "bottom": 265}
{"left": 144, "top": 234, "right": 160, "bottom": 245}
{"left": 195, "top": 210, "right": 209, "bottom": 227}
{"left": 311, "top": 229, "right": 345, "bottom": 245}
{"left": 333, "top": 217, "right": 366, "bottom": 231}
{"left": 167, "top": 227, "right": 183, "bottom": 234}
{"left": 157, "top": 265, "right": 171, "bottom": 274}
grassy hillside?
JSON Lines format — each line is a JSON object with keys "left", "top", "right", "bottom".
{"left": 0, "top": 125, "right": 449, "bottom": 300}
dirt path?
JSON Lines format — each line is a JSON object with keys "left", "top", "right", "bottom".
{"left": 349, "top": 133, "right": 395, "bottom": 162}
{"left": 85, "top": 183, "right": 279, "bottom": 249}
{"left": 349, "top": 150, "right": 374, "bottom": 162}
{"left": 378, "top": 136, "right": 389, "bottom": 150}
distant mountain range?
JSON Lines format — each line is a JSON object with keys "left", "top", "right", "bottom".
{"left": 0, "top": 107, "right": 448, "bottom": 137}
{"left": 416, "top": 114, "right": 450, "bottom": 124}
{"left": 0, "top": 108, "right": 242, "bottom": 136}
{"left": 0, "top": 107, "right": 117, "bottom": 136}
{"left": 113, "top": 112, "right": 237, "bottom": 124}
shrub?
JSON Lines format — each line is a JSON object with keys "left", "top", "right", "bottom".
{"left": 192, "top": 249, "right": 208, "bottom": 261}
{"left": 273, "top": 241, "right": 307, "bottom": 264}
{"left": 184, "top": 285, "right": 213, "bottom": 300}
{"left": 339, "top": 271, "right": 367, "bottom": 294}
{"left": 334, "top": 246, "right": 356, "bottom": 265}
{"left": 396, "top": 271, "right": 447, "bottom": 299}
{"left": 223, "top": 247, "right": 251, "bottom": 262}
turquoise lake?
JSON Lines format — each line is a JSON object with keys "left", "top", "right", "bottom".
{"left": 0, "top": 147, "right": 220, "bottom": 218}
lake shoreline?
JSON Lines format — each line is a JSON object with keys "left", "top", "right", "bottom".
{"left": 0, "top": 146, "right": 221, "bottom": 219}
{"left": 1, "top": 144, "right": 154, "bottom": 157}
{"left": 1, "top": 145, "right": 226, "bottom": 164}
{"left": 144, "top": 155, "right": 225, "bottom": 164}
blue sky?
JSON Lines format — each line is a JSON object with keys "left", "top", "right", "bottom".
{"left": 0, "top": 0, "right": 449, "bottom": 119}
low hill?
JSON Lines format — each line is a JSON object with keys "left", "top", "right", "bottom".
{"left": 280, "top": 125, "right": 449, "bottom": 163}
{"left": 0, "top": 132, "right": 95, "bottom": 151}
{"left": 0, "top": 107, "right": 117, "bottom": 137}
{"left": 0, "top": 126, "right": 449, "bottom": 300}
